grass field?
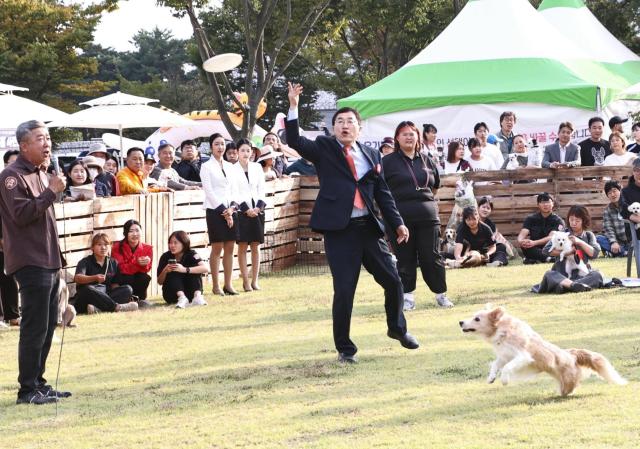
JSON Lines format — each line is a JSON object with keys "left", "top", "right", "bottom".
{"left": 1, "top": 258, "right": 639, "bottom": 449}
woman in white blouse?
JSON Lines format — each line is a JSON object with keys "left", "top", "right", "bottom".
{"left": 201, "top": 133, "right": 239, "bottom": 296}
{"left": 234, "top": 139, "right": 267, "bottom": 291}
{"left": 604, "top": 132, "right": 636, "bottom": 166}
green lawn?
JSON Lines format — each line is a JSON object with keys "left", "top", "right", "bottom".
{"left": 1, "top": 258, "right": 638, "bottom": 449}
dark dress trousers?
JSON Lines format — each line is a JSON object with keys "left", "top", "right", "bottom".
{"left": 285, "top": 117, "right": 407, "bottom": 356}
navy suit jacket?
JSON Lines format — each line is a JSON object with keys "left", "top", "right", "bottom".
{"left": 285, "top": 118, "right": 403, "bottom": 235}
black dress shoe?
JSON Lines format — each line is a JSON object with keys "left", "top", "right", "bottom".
{"left": 387, "top": 330, "right": 420, "bottom": 349}
{"left": 569, "top": 282, "right": 592, "bottom": 293}
{"left": 338, "top": 353, "right": 357, "bottom": 364}
{"left": 16, "top": 391, "right": 58, "bottom": 405}
{"left": 223, "top": 287, "right": 239, "bottom": 296}
{"left": 40, "top": 384, "right": 72, "bottom": 398}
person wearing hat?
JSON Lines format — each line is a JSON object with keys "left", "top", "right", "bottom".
{"left": 517, "top": 193, "right": 565, "bottom": 264}
{"left": 256, "top": 145, "right": 282, "bottom": 181}
{"left": 609, "top": 116, "right": 628, "bottom": 134}
{"left": 87, "top": 142, "right": 117, "bottom": 196}
{"left": 142, "top": 150, "right": 170, "bottom": 193}
{"left": 579, "top": 117, "right": 610, "bottom": 166}
{"left": 379, "top": 137, "right": 394, "bottom": 157}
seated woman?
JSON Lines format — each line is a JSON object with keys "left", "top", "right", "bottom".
{"left": 604, "top": 132, "right": 636, "bottom": 166}
{"left": 500, "top": 134, "right": 541, "bottom": 169}
{"left": 442, "top": 141, "right": 471, "bottom": 174}
{"left": 111, "top": 219, "right": 153, "bottom": 306}
{"left": 532, "top": 206, "right": 604, "bottom": 294}
{"left": 477, "top": 196, "right": 512, "bottom": 264}
{"left": 451, "top": 206, "right": 506, "bottom": 268}
{"left": 157, "top": 231, "right": 209, "bottom": 308}
{"left": 64, "top": 159, "right": 108, "bottom": 201}
{"left": 72, "top": 233, "right": 139, "bottom": 314}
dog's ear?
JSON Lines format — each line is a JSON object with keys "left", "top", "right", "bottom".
{"left": 488, "top": 306, "right": 505, "bottom": 322}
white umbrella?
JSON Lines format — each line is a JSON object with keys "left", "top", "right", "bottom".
{"left": 101, "top": 132, "right": 145, "bottom": 153}
{"left": 0, "top": 83, "right": 70, "bottom": 129}
{"left": 48, "top": 91, "right": 194, "bottom": 163}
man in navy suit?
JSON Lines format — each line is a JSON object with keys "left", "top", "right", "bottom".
{"left": 541, "top": 122, "right": 581, "bottom": 168}
{"left": 285, "top": 82, "right": 418, "bottom": 363}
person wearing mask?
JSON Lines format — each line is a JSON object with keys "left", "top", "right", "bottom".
{"left": 382, "top": 121, "right": 452, "bottom": 310}
{"left": 628, "top": 123, "right": 640, "bottom": 153}
{"left": 0, "top": 120, "right": 69, "bottom": 404}
{"left": 542, "top": 122, "right": 580, "bottom": 168}
{"left": 531, "top": 206, "right": 604, "bottom": 294}
{"left": 85, "top": 142, "right": 117, "bottom": 196}
{"left": 234, "top": 138, "right": 267, "bottom": 292}
{"left": 496, "top": 111, "right": 516, "bottom": 158}
{"left": 579, "top": 117, "right": 610, "bottom": 166}
{"left": 201, "top": 132, "right": 239, "bottom": 296}
{"left": 517, "top": 193, "right": 565, "bottom": 264}
{"left": 597, "top": 180, "right": 630, "bottom": 257}
{"left": 604, "top": 132, "right": 636, "bottom": 166}
{"left": 72, "top": 233, "right": 138, "bottom": 314}
{"left": 443, "top": 141, "right": 471, "bottom": 174}
{"left": 157, "top": 230, "right": 209, "bottom": 308}
{"left": 150, "top": 143, "right": 201, "bottom": 191}
{"left": 111, "top": 219, "right": 153, "bottom": 306}
{"left": 174, "top": 140, "right": 202, "bottom": 182}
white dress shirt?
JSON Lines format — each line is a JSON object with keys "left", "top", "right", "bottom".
{"left": 559, "top": 145, "right": 567, "bottom": 164}
{"left": 234, "top": 161, "right": 266, "bottom": 209}
{"left": 200, "top": 157, "right": 237, "bottom": 210}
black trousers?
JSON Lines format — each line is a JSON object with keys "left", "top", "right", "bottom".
{"left": 522, "top": 246, "right": 548, "bottom": 263}
{"left": 0, "top": 252, "right": 20, "bottom": 321}
{"left": 391, "top": 221, "right": 447, "bottom": 294}
{"left": 73, "top": 285, "right": 133, "bottom": 313}
{"left": 491, "top": 243, "right": 509, "bottom": 265}
{"left": 324, "top": 217, "right": 407, "bottom": 356}
{"left": 162, "top": 273, "right": 203, "bottom": 303}
{"left": 118, "top": 273, "right": 151, "bottom": 300}
{"left": 13, "top": 266, "right": 60, "bottom": 397}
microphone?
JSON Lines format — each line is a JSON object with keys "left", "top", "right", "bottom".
{"left": 51, "top": 154, "right": 61, "bottom": 175}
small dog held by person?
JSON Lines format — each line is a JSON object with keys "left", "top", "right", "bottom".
{"left": 459, "top": 305, "right": 627, "bottom": 396}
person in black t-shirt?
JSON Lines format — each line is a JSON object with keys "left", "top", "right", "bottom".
{"left": 383, "top": 121, "right": 451, "bottom": 309}
{"left": 477, "top": 197, "right": 510, "bottom": 266}
{"left": 517, "top": 193, "right": 565, "bottom": 264}
{"left": 157, "top": 231, "right": 209, "bottom": 309}
{"left": 454, "top": 207, "right": 504, "bottom": 267}
{"left": 72, "top": 233, "right": 138, "bottom": 314}
{"left": 579, "top": 117, "right": 611, "bottom": 166}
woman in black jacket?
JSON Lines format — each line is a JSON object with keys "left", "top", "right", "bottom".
{"left": 382, "top": 120, "right": 452, "bottom": 310}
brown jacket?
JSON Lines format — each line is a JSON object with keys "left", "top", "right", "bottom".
{"left": 0, "top": 155, "right": 63, "bottom": 274}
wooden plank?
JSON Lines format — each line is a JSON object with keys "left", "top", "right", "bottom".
{"left": 92, "top": 196, "right": 136, "bottom": 213}
{"left": 93, "top": 210, "right": 135, "bottom": 229}
{"left": 297, "top": 240, "right": 325, "bottom": 253}
{"left": 299, "top": 188, "right": 319, "bottom": 201}
{"left": 298, "top": 176, "right": 319, "bottom": 188}
{"left": 59, "top": 233, "right": 92, "bottom": 252}
{"left": 174, "top": 204, "right": 206, "bottom": 219}
{"left": 57, "top": 217, "right": 93, "bottom": 236}
{"left": 64, "top": 249, "right": 92, "bottom": 267}
{"left": 54, "top": 200, "right": 94, "bottom": 218}
{"left": 265, "top": 216, "right": 298, "bottom": 233}
{"left": 174, "top": 218, "right": 207, "bottom": 234}
{"left": 173, "top": 190, "right": 205, "bottom": 205}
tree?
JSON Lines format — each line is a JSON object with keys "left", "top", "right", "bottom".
{"left": 0, "top": 0, "right": 118, "bottom": 112}
{"left": 159, "top": 0, "right": 331, "bottom": 140}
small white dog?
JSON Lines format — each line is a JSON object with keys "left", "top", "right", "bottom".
{"left": 459, "top": 305, "right": 627, "bottom": 396}
{"left": 627, "top": 202, "right": 640, "bottom": 230}
{"left": 504, "top": 153, "right": 523, "bottom": 170}
{"left": 550, "top": 231, "right": 589, "bottom": 277}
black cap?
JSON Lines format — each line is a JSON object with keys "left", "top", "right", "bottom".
{"left": 609, "top": 116, "right": 628, "bottom": 129}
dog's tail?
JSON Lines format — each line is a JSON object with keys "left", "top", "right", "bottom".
{"left": 569, "top": 349, "right": 628, "bottom": 385}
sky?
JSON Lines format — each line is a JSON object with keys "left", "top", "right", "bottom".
{"left": 90, "top": 0, "right": 195, "bottom": 52}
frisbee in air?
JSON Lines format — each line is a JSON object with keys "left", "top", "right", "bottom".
{"left": 203, "top": 53, "right": 243, "bottom": 73}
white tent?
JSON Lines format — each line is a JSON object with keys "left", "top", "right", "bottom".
{"left": 0, "top": 87, "right": 70, "bottom": 129}
{"left": 337, "top": 0, "right": 629, "bottom": 148}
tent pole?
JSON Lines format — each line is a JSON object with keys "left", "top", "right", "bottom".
{"left": 119, "top": 125, "right": 124, "bottom": 166}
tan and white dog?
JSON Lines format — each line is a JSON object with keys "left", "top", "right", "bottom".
{"left": 459, "top": 305, "right": 627, "bottom": 396}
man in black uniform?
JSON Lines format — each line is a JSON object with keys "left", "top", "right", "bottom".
{"left": 517, "top": 193, "right": 565, "bottom": 264}
{"left": 0, "top": 120, "right": 70, "bottom": 405}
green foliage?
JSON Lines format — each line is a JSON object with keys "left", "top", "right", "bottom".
{"left": 0, "top": 0, "right": 118, "bottom": 112}
{"left": 1, "top": 259, "right": 638, "bottom": 448}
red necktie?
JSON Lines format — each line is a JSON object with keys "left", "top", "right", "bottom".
{"left": 343, "top": 144, "right": 366, "bottom": 209}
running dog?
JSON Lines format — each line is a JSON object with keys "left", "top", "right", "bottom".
{"left": 459, "top": 305, "right": 627, "bottom": 396}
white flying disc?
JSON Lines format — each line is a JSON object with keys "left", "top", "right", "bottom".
{"left": 202, "top": 53, "right": 243, "bottom": 73}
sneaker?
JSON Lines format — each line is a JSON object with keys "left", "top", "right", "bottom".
{"left": 486, "top": 260, "right": 503, "bottom": 267}
{"left": 137, "top": 299, "right": 153, "bottom": 309}
{"left": 435, "top": 293, "right": 454, "bottom": 308}
{"left": 16, "top": 391, "right": 58, "bottom": 405}
{"left": 0, "top": 321, "right": 9, "bottom": 330}
{"left": 39, "top": 384, "right": 72, "bottom": 399}
{"left": 86, "top": 304, "right": 102, "bottom": 315}
{"left": 191, "top": 294, "right": 207, "bottom": 306}
{"left": 117, "top": 302, "right": 139, "bottom": 312}
{"left": 403, "top": 292, "right": 415, "bottom": 311}
{"left": 175, "top": 296, "right": 189, "bottom": 309}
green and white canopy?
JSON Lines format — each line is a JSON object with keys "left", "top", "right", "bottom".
{"left": 338, "top": 0, "right": 629, "bottom": 146}
{"left": 539, "top": 0, "right": 640, "bottom": 85}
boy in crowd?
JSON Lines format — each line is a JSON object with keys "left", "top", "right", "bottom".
{"left": 517, "top": 193, "right": 565, "bottom": 264}
{"left": 597, "top": 180, "right": 630, "bottom": 257}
